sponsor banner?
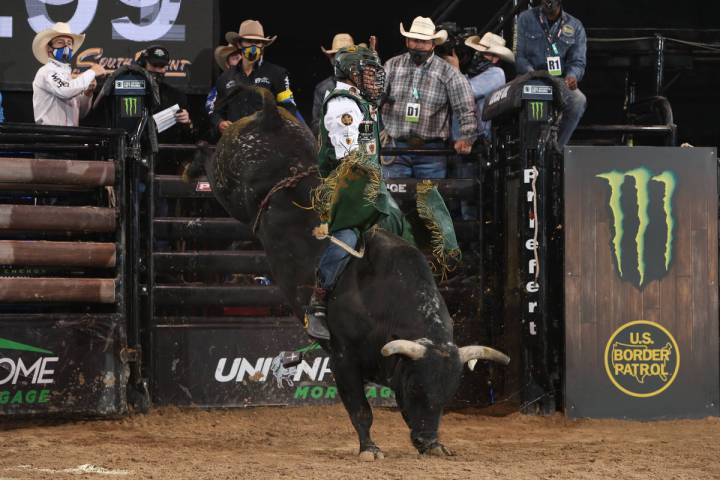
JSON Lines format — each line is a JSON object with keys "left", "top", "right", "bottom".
{"left": 153, "top": 319, "right": 395, "bottom": 407}
{"left": 0, "top": 1, "right": 214, "bottom": 92}
{"left": 564, "top": 146, "right": 719, "bottom": 419}
{"left": 604, "top": 320, "right": 680, "bottom": 398}
{"left": 0, "top": 315, "right": 128, "bottom": 416}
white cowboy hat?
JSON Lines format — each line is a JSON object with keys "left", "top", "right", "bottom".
{"left": 214, "top": 44, "right": 240, "bottom": 70}
{"left": 225, "top": 20, "right": 276, "bottom": 46}
{"left": 465, "top": 32, "right": 515, "bottom": 64}
{"left": 32, "top": 22, "right": 86, "bottom": 64}
{"left": 400, "top": 16, "right": 448, "bottom": 45}
{"left": 321, "top": 33, "right": 355, "bottom": 55}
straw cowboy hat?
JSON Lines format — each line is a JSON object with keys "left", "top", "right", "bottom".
{"left": 321, "top": 33, "right": 355, "bottom": 55}
{"left": 32, "top": 22, "right": 86, "bottom": 64}
{"left": 400, "top": 16, "right": 448, "bottom": 45}
{"left": 465, "top": 32, "right": 515, "bottom": 64}
{"left": 214, "top": 44, "right": 240, "bottom": 70}
{"left": 225, "top": 20, "right": 276, "bottom": 46}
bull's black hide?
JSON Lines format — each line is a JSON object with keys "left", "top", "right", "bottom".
{"left": 187, "top": 85, "right": 509, "bottom": 459}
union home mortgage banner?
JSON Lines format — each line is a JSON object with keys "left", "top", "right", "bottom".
{"left": 0, "top": 315, "right": 128, "bottom": 416}
{"left": 564, "top": 146, "right": 719, "bottom": 419}
{"left": 152, "top": 317, "right": 395, "bottom": 407}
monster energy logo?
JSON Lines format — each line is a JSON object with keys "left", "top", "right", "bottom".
{"left": 597, "top": 167, "right": 677, "bottom": 288}
{"left": 529, "top": 101, "right": 544, "bottom": 121}
{"left": 123, "top": 97, "right": 138, "bottom": 116}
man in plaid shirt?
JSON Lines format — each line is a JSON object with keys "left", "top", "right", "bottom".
{"left": 382, "top": 16, "right": 477, "bottom": 179}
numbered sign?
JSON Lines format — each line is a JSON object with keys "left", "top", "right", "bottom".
{"left": 405, "top": 102, "right": 421, "bottom": 123}
{"left": 546, "top": 56, "right": 562, "bottom": 77}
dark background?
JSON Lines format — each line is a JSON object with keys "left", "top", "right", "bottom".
{"left": 3, "top": 0, "right": 719, "bottom": 146}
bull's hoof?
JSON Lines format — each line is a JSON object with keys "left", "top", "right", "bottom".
{"left": 358, "top": 446, "right": 384, "bottom": 462}
{"left": 422, "top": 443, "right": 455, "bottom": 457}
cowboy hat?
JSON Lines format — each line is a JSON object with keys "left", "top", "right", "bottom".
{"left": 214, "top": 44, "right": 240, "bottom": 70}
{"left": 465, "top": 32, "right": 515, "bottom": 64}
{"left": 321, "top": 33, "right": 355, "bottom": 55}
{"left": 225, "top": 20, "right": 276, "bottom": 46}
{"left": 400, "top": 16, "right": 447, "bottom": 45}
{"left": 32, "top": 22, "right": 86, "bottom": 64}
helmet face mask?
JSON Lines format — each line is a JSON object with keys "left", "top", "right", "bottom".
{"left": 334, "top": 46, "right": 386, "bottom": 106}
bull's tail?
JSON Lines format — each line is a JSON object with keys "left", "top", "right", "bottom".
{"left": 182, "top": 140, "right": 212, "bottom": 182}
{"left": 257, "top": 87, "right": 284, "bottom": 132}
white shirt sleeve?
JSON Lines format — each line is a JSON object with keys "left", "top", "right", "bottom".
{"left": 39, "top": 68, "right": 95, "bottom": 101}
{"left": 323, "top": 96, "right": 364, "bottom": 160}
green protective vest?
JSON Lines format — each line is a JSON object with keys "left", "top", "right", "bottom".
{"left": 316, "top": 88, "right": 414, "bottom": 244}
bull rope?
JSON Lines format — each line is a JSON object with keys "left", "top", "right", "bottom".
{"left": 252, "top": 165, "right": 319, "bottom": 235}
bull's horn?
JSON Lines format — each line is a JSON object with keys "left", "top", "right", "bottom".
{"left": 381, "top": 340, "right": 427, "bottom": 360}
{"left": 458, "top": 346, "right": 510, "bottom": 369}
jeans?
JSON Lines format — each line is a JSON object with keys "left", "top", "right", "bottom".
{"left": 382, "top": 140, "right": 447, "bottom": 179}
{"left": 558, "top": 87, "right": 587, "bottom": 149}
{"left": 318, "top": 228, "right": 358, "bottom": 290}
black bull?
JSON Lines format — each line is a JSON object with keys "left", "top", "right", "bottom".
{"left": 186, "top": 87, "right": 510, "bottom": 459}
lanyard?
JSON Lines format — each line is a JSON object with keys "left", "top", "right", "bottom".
{"left": 537, "top": 11, "right": 565, "bottom": 55}
{"left": 410, "top": 57, "right": 430, "bottom": 101}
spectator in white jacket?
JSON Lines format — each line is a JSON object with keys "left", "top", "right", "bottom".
{"left": 31, "top": 22, "right": 107, "bottom": 126}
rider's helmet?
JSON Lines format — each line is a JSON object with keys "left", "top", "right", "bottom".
{"left": 334, "top": 45, "right": 386, "bottom": 106}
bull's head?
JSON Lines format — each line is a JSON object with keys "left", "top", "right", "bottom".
{"left": 381, "top": 339, "right": 510, "bottom": 370}
{"left": 380, "top": 338, "right": 510, "bottom": 452}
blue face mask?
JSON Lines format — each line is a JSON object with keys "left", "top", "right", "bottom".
{"left": 52, "top": 46, "right": 73, "bottom": 63}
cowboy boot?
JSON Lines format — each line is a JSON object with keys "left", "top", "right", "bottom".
{"left": 305, "top": 287, "right": 330, "bottom": 340}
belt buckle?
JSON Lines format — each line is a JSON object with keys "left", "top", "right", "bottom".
{"left": 407, "top": 136, "right": 424, "bottom": 148}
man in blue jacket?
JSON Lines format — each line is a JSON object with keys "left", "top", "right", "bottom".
{"left": 516, "top": 0, "right": 587, "bottom": 149}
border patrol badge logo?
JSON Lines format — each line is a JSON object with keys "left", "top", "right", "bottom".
{"left": 604, "top": 320, "right": 680, "bottom": 398}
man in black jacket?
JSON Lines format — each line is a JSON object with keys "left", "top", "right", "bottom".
{"left": 210, "top": 19, "right": 304, "bottom": 135}
{"left": 137, "top": 45, "right": 195, "bottom": 146}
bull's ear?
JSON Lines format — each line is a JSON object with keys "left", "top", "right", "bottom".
{"left": 381, "top": 340, "right": 427, "bottom": 360}
{"left": 459, "top": 346, "right": 510, "bottom": 368}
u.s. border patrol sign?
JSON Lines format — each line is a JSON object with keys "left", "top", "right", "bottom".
{"left": 604, "top": 320, "right": 679, "bottom": 398}
{"left": 564, "top": 146, "right": 719, "bottom": 419}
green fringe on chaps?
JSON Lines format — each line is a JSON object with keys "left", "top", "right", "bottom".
{"left": 312, "top": 151, "right": 460, "bottom": 276}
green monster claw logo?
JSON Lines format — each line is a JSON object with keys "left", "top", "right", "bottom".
{"left": 123, "top": 97, "right": 138, "bottom": 116}
{"left": 597, "top": 168, "right": 677, "bottom": 288}
{"left": 529, "top": 101, "right": 544, "bottom": 121}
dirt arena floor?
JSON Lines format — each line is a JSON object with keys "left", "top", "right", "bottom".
{"left": 1, "top": 404, "right": 719, "bottom": 480}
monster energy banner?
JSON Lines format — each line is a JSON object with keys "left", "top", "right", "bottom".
{"left": 121, "top": 96, "right": 142, "bottom": 118}
{"left": 527, "top": 101, "right": 548, "bottom": 122}
{"left": 0, "top": 315, "right": 128, "bottom": 417}
{"left": 564, "top": 146, "right": 719, "bottom": 419}
{"left": 153, "top": 318, "right": 395, "bottom": 407}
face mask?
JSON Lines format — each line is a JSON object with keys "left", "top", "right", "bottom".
{"left": 52, "top": 46, "right": 73, "bottom": 63}
{"left": 408, "top": 48, "right": 432, "bottom": 66}
{"left": 473, "top": 59, "right": 494, "bottom": 75}
{"left": 542, "top": 0, "right": 562, "bottom": 15}
{"left": 150, "top": 71, "right": 165, "bottom": 84}
{"left": 241, "top": 45, "right": 263, "bottom": 63}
